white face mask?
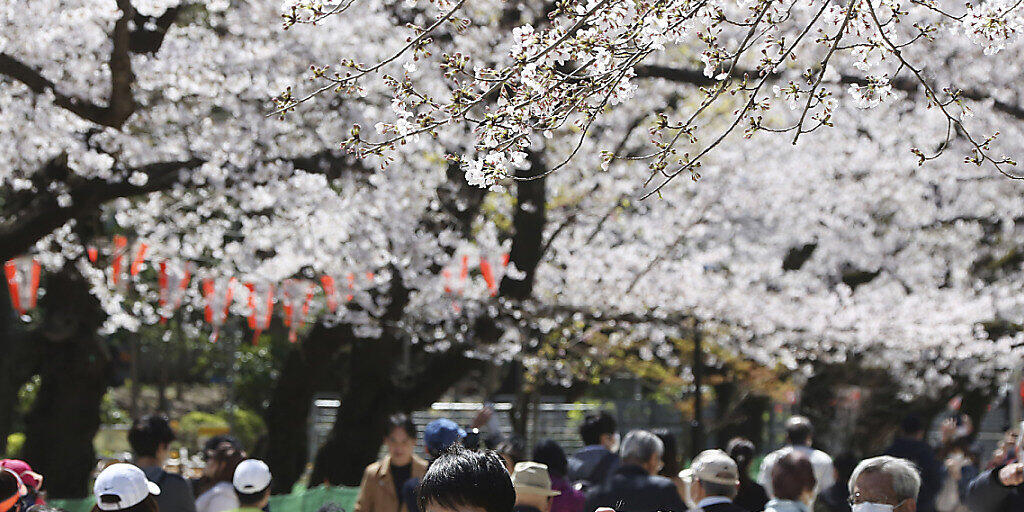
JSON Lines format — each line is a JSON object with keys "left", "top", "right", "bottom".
{"left": 851, "top": 503, "right": 895, "bottom": 512}
{"left": 610, "top": 432, "right": 621, "bottom": 453}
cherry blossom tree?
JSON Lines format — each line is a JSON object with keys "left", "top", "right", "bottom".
{"left": 4, "top": 0, "right": 1024, "bottom": 494}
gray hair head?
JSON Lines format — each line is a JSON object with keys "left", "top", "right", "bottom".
{"left": 848, "top": 456, "right": 921, "bottom": 502}
{"left": 620, "top": 430, "right": 664, "bottom": 465}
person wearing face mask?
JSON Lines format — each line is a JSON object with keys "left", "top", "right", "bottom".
{"left": 847, "top": 456, "right": 920, "bottom": 512}
{"left": 583, "top": 430, "right": 686, "bottom": 512}
{"left": 764, "top": 452, "right": 817, "bottom": 512}
{"left": 679, "top": 450, "right": 745, "bottom": 512}
{"left": 964, "top": 421, "right": 1024, "bottom": 512}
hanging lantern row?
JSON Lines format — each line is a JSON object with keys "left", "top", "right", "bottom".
{"left": 7, "top": 238, "right": 511, "bottom": 344}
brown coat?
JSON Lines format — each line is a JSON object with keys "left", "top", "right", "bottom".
{"left": 354, "top": 455, "right": 428, "bottom": 512}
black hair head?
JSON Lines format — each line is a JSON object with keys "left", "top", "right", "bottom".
{"left": 89, "top": 495, "right": 158, "bottom": 512}
{"left": 237, "top": 488, "right": 270, "bottom": 507}
{"left": 128, "top": 415, "right": 175, "bottom": 458}
{"left": 531, "top": 439, "right": 568, "bottom": 478}
{"left": 651, "top": 429, "right": 679, "bottom": 476}
{"left": 202, "top": 435, "right": 242, "bottom": 454}
{"left": 580, "top": 411, "right": 617, "bottom": 446}
{"left": 0, "top": 471, "right": 19, "bottom": 504}
{"left": 416, "top": 446, "right": 514, "bottom": 512}
{"left": 726, "top": 437, "right": 756, "bottom": 472}
{"left": 495, "top": 436, "right": 526, "bottom": 465}
{"left": 785, "top": 417, "right": 814, "bottom": 445}
{"left": 386, "top": 414, "right": 417, "bottom": 439}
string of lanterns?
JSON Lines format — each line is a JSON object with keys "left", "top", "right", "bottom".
{"left": 5, "top": 238, "right": 510, "bottom": 344}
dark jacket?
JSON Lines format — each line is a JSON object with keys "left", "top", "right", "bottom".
{"left": 703, "top": 502, "right": 749, "bottom": 512}
{"left": 965, "top": 466, "right": 1024, "bottom": 512}
{"left": 813, "top": 482, "right": 850, "bottom": 512}
{"left": 141, "top": 466, "right": 197, "bottom": 512}
{"left": 584, "top": 465, "right": 686, "bottom": 512}
{"left": 569, "top": 445, "right": 620, "bottom": 487}
{"left": 884, "top": 437, "right": 944, "bottom": 512}
{"left": 735, "top": 479, "right": 769, "bottom": 512}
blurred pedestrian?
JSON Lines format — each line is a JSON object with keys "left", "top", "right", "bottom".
{"left": 128, "top": 415, "right": 196, "bottom": 512}
{"left": 416, "top": 447, "right": 514, "bottom": 512}
{"left": 496, "top": 436, "right": 527, "bottom": 475}
{"left": 653, "top": 430, "right": 686, "bottom": 501}
{"left": 91, "top": 463, "right": 161, "bottom": 512}
{"left": 511, "top": 462, "right": 561, "bottom": 512}
{"left": 814, "top": 453, "right": 856, "bottom": 512}
{"left": 194, "top": 437, "right": 245, "bottom": 512}
{"left": 848, "top": 456, "right": 920, "bottom": 512}
{"left": 726, "top": 438, "right": 769, "bottom": 512}
{"left": 679, "top": 449, "right": 744, "bottom": 512}
{"left": 935, "top": 436, "right": 978, "bottom": 512}
{"left": 355, "top": 414, "right": 427, "bottom": 512}
{"left": 230, "top": 460, "right": 271, "bottom": 512}
{"left": 0, "top": 469, "right": 26, "bottom": 512}
{"left": 402, "top": 419, "right": 466, "bottom": 512}
{"left": 965, "top": 421, "right": 1024, "bottom": 512}
{"left": 533, "top": 440, "right": 584, "bottom": 512}
{"left": 764, "top": 452, "right": 816, "bottom": 512}
{"left": 759, "top": 417, "right": 834, "bottom": 500}
{"left": 583, "top": 430, "right": 686, "bottom": 512}
{"left": 568, "top": 412, "right": 619, "bottom": 490}
{"left": 884, "top": 415, "right": 944, "bottom": 512}
{"left": 1, "top": 460, "right": 43, "bottom": 509}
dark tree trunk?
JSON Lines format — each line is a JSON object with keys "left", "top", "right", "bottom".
{"left": 21, "top": 268, "right": 110, "bottom": 498}
{"left": 498, "top": 157, "right": 547, "bottom": 300}
{"left": 261, "top": 322, "right": 356, "bottom": 494}
{"left": 0, "top": 284, "right": 42, "bottom": 455}
{"left": 309, "top": 334, "right": 483, "bottom": 486}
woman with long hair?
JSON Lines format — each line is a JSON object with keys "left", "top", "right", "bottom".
{"left": 727, "top": 438, "right": 769, "bottom": 512}
{"left": 193, "top": 437, "right": 245, "bottom": 512}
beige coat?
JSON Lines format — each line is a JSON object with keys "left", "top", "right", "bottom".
{"left": 354, "top": 455, "right": 428, "bottom": 512}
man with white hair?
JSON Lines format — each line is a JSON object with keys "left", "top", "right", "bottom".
{"left": 848, "top": 456, "right": 921, "bottom": 512}
{"left": 583, "top": 430, "right": 686, "bottom": 512}
{"left": 965, "top": 422, "right": 1024, "bottom": 512}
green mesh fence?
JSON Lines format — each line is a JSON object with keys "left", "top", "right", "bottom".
{"left": 50, "top": 486, "right": 359, "bottom": 512}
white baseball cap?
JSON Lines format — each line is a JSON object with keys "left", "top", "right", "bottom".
{"left": 93, "top": 464, "right": 161, "bottom": 511}
{"left": 679, "top": 449, "right": 740, "bottom": 486}
{"left": 233, "top": 459, "right": 272, "bottom": 494}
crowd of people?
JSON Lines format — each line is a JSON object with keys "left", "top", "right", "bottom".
{"left": 0, "top": 411, "right": 1023, "bottom": 512}
{"left": 354, "top": 411, "right": 1024, "bottom": 512}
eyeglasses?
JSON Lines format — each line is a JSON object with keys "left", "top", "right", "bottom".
{"left": 847, "top": 494, "right": 908, "bottom": 510}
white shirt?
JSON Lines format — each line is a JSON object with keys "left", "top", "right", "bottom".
{"left": 757, "top": 445, "right": 835, "bottom": 498}
{"left": 195, "top": 481, "right": 239, "bottom": 512}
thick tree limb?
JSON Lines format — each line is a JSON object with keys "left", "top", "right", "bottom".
{"left": 0, "top": 0, "right": 136, "bottom": 129}
{"left": 0, "top": 157, "right": 203, "bottom": 261}
{"left": 635, "top": 64, "right": 1024, "bottom": 122}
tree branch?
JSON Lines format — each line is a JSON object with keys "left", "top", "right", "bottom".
{"left": 0, "top": 156, "right": 203, "bottom": 261}
{"left": 0, "top": 0, "right": 137, "bottom": 129}
{"left": 635, "top": 64, "right": 1024, "bottom": 122}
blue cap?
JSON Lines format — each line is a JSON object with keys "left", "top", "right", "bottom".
{"left": 424, "top": 419, "right": 466, "bottom": 454}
